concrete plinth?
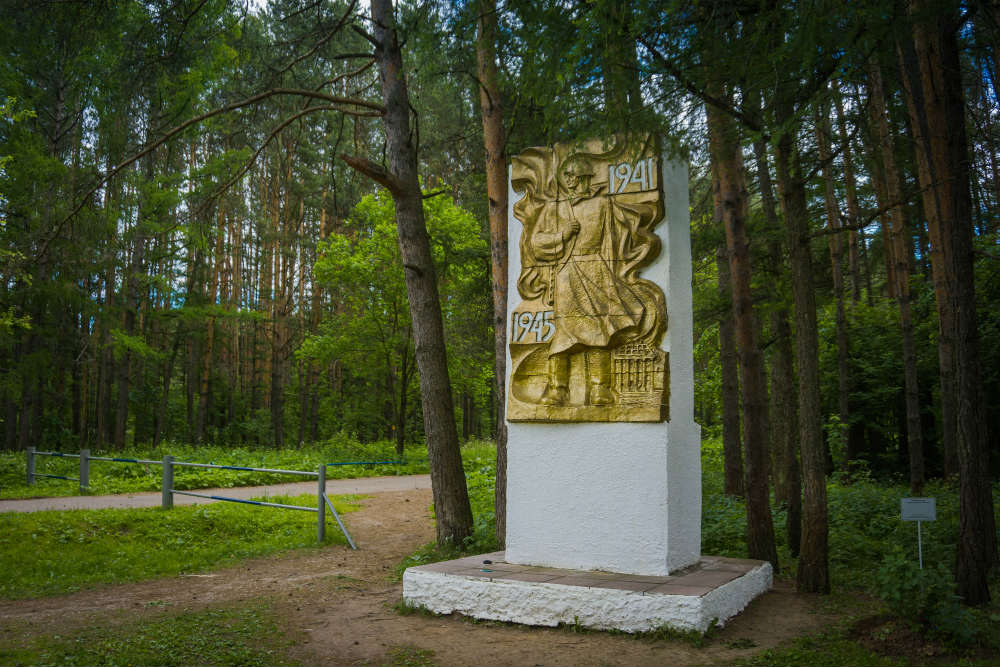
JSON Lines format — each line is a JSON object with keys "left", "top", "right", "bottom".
{"left": 403, "top": 551, "right": 772, "bottom": 633}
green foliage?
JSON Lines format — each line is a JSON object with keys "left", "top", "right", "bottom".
{"left": 0, "top": 604, "right": 298, "bottom": 666}
{"left": 302, "top": 188, "right": 491, "bottom": 445}
{"left": 817, "top": 294, "right": 940, "bottom": 478}
{"left": 0, "top": 493, "right": 358, "bottom": 599}
{"left": 874, "top": 550, "right": 977, "bottom": 645}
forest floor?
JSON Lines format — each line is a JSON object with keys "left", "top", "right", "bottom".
{"left": 0, "top": 485, "right": 853, "bottom": 667}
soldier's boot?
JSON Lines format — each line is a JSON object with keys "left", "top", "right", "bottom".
{"left": 539, "top": 354, "right": 569, "bottom": 405}
{"left": 587, "top": 349, "right": 614, "bottom": 405}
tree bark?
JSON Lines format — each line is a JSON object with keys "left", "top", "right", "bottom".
{"left": 707, "top": 92, "right": 778, "bottom": 569}
{"left": 347, "top": 0, "right": 473, "bottom": 546}
{"left": 815, "top": 108, "right": 852, "bottom": 467}
{"left": 898, "top": 25, "right": 959, "bottom": 480}
{"left": 476, "top": 0, "right": 509, "bottom": 549}
{"left": 751, "top": 131, "right": 801, "bottom": 558}
{"left": 833, "top": 89, "right": 862, "bottom": 304}
{"left": 715, "top": 238, "right": 743, "bottom": 497}
{"left": 774, "top": 109, "right": 829, "bottom": 594}
{"left": 868, "top": 57, "right": 925, "bottom": 494}
{"left": 903, "top": 0, "right": 996, "bottom": 604}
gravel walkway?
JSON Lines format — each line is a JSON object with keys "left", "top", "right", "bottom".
{"left": 0, "top": 474, "right": 431, "bottom": 513}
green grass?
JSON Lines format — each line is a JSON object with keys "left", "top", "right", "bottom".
{"left": 0, "top": 436, "right": 502, "bottom": 500}
{"left": 0, "top": 603, "right": 299, "bottom": 666}
{"left": 0, "top": 493, "right": 359, "bottom": 599}
{"left": 385, "top": 645, "right": 437, "bottom": 667}
{"left": 736, "top": 627, "right": 905, "bottom": 667}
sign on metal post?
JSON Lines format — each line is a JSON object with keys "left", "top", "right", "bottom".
{"left": 901, "top": 497, "right": 936, "bottom": 569}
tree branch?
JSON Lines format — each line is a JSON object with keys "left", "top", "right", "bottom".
{"left": 275, "top": 0, "right": 360, "bottom": 76}
{"left": 197, "top": 103, "right": 346, "bottom": 216}
{"left": 340, "top": 153, "right": 403, "bottom": 195}
{"left": 352, "top": 24, "right": 380, "bottom": 48}
{"left": 639, "top": 36, "right": 766, "bottom": 135}
{"left": 37, "top": 88, "right": 385, "bottom": 263}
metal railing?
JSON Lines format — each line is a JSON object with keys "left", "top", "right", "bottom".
{"left": 23, "top": 447, "right": 355, "bottom": 548}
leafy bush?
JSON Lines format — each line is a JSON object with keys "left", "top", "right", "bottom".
{"left": 874, "top": 549, "right": 977, "bottom": 645}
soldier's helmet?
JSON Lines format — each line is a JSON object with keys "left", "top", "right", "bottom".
{"left": 558, "top": 154, "right": 594, "bottom": 190}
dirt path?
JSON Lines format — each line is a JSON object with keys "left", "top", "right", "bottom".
{"left": 0, "top": 474, "right": 431, "bottom": 512}
{"left": 0, "top": 489, "right": 836, "bottom": 666}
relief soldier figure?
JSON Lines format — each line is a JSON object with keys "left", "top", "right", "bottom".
{"left": 508, "top": 136, "right": 669, "bottom": 422}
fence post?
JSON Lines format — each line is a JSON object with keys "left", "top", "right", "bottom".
{"left": 317, "top": 464, "right": 326, "bottom": 542}
{"left": 79, "top": 449, "right": 90, "bottom": 492}
{"left": 26, "top": 446, "right": 35, "bottom": 485}
{"left": 162, "top": 455, "right": 174, "bottom": 509}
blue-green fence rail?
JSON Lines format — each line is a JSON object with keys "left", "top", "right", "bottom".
{"left": 23, "top": 447, "right": 356, "bottom": 548}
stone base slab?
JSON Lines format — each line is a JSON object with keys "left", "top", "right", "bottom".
{"left": 402, "top": 551, "right": 771, "bottom": 633}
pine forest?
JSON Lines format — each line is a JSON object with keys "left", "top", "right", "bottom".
{"left": 1, "top": 0, "right": 998, "bottom": 604}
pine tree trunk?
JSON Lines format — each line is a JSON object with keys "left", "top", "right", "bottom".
{"left": 774, "top": 112, "right": 829, "bottom": 594}
{"left": 816, "top": 109, "right": 852, "bottom": 467}
{"left": 898, "top": 27, "right": 959, "bottom": 480}
{"left": 476, "top": 0, "right": 508, "bottom": 549}
{"left": 707, "top": 93, "right": 777, "bottom": 568}
{"left": 349, "top": 0, "right": 474, "bottom": 546}
{"left": 868, "top": 57, "right": 925, "bottom": 493}
{"left": 715, "top": 238, "right": 742, "bottom": 498}
{"left": 750, "top": 132, "right": 802, "bottom": 558}
{"left": 833, "top": 89, "right": 863, "bottom": 304}
{"left": 904, "top": 0, "right": 996, "bottom": 604}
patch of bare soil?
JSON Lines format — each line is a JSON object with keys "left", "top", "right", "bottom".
{"left": 0, "top": 490, "right": 837, "bottom": 666}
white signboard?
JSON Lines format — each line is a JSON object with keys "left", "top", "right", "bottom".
{"left": 901, "top": 497, "right": 936, "bottom": 522}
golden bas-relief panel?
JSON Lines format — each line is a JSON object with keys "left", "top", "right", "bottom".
{"left": 508, "top": 135, "right": 669, "bottom": 423}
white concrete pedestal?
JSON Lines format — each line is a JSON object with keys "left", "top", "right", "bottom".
{"left": 403, "top": 552, "right": 772, "bottom": 633}
{"left": 503, "top": 158, "right": 699, "bottom": 576}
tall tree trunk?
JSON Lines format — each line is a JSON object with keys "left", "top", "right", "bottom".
{"left": 904, "top": 0, "right": 996, "bottom": 604}
{"left": 815, "top": 108, "right": 852, "bottom": 467}
{"left": 707, "top": 92, "right": 778, "bottom": 569}
{"left": 751, "top": 130, "right": 802, "bottom": 557}
{"left": 833, "top": 89, "right": 862, "bottom": 304}
{"left": 95, "top": 270, "right": 114, "bottom": 448}
{"left": 197, "top": 210, "right": 223, "bottom": 444}
{"left": 868, "top": 57, "right": 925, "bottom": 494}
{"left": 715, "top": 238, "right": 743, "bottom": 497}
{"left": 476, "top": 0, "right": 508, "bottom": 549}
{"left": 899, "top": 26, "right": 959, "bottom": 480}
{"left": 345, "top": 0, "right": 473, "bottom": 546}
{"left": 115, "top": 223, "right": 146, "bottom": 448}
{"left": 774, "top": 108, "right": 829, "bottom": 594}
{"left": 271, "top": 308, "right": 285, "bottom": 448}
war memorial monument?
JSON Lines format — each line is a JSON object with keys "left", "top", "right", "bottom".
{"left": 402, "top": 135, "right": 772, "bottom": 632}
